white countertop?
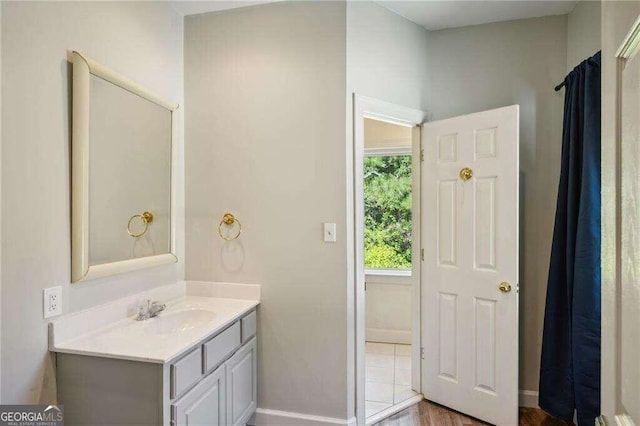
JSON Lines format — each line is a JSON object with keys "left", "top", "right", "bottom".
{"left": 49, "top": 281, "right": 260, "bottom": 364}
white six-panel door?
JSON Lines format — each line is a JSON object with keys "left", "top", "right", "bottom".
{"left": 421, "top": 105, "right": 519, "bottom": 425}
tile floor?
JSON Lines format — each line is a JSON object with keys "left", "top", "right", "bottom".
{"left": 365, "top": 342, "right": 419, "bottom": 418}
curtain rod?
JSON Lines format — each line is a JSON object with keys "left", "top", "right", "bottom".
{"left": 556, "top": 51, "right": 601, "bottom": 92}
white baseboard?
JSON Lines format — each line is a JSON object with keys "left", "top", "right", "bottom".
{"left": 250, "top": 408, "right": 355, "bottom": 426}
{"left": 251, "top": 391, "right": 536, "bottom": 426}
{"left": 519, "top": 390, "right": 539, "bottom": 408}
{"left": 366, "top": 328, "right": 411, "bottom": 345}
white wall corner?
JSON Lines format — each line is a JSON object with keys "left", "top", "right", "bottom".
{"left": 518, "top": 390, "right": 539, "bottom": 408}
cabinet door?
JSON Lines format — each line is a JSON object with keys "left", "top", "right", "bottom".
{"left": 225, "top": 337, "right": 257, "bottom": 426}
{"left": 172, "top": 365, "right": 226, "bottom": 426}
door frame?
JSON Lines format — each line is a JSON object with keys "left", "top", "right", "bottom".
{"left": 600, "top": 12, "right": 640, "bottom": 426}
{"left": 352, "top": 94, "right": 427, "bottom": 424}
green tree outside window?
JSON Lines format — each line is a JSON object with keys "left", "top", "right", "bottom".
{"left": 364, "top": 155, "right": 412, "bottom": 269}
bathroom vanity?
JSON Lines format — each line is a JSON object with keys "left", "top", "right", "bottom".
{"left": 57, "top": 53, "right": 259, "bottom": 425}
{"left": 49, "top": 282, "right": 259, "bottom": 426}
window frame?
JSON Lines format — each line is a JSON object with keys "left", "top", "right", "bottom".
{"left": 363, "top": 146, "right": 412, "bottom": 157}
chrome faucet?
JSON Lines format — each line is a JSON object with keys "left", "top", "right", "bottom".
{"left": 135, "top": 299, "right": 166, "bottom": 321}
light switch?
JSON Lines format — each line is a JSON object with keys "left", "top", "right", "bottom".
{"left": 323, "top": 223, "right": 337, "bottom": 243}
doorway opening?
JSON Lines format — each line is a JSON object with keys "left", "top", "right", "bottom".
{"left": 353, "top": 95, "right": 426, "bottom": 425}
{"left": 363, "top": 119, "right": 417, "bottom": 419}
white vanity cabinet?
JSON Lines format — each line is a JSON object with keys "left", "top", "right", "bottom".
{"left": 56, "top": 308, "right": 258, "bottom": 426}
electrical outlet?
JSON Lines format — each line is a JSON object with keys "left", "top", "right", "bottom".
{"left": 43, "top": 286, "right": 62, "bottom": 318}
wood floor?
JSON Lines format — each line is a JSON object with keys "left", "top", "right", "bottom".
{"left": 373, "top": 400, "right": 575, "bottom": 426}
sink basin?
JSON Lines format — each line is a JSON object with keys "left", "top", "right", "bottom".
{"left": 144, "top": 309, "right": 216, "bottom": 335}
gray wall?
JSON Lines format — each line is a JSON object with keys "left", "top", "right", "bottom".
{"left": 567, "top": 0, "right": 601, "bottom": 71}
{"left": 427, "top": 15, "right": 567, "bottom": 392}
{"left": 184, "top": 2, "right": 349, "bottom": 419}
{"left": 1, "top": 2, "right": 184, "bottom": 403}
{"left": 347, "top": 2, "right": 430, "bottom": 112}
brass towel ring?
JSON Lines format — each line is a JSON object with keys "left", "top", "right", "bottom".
{"left": 127, "top": 211, "right": 154, "bottom": 238}
{"left": 218, "top": 213, "right": 242, "bottom": 241}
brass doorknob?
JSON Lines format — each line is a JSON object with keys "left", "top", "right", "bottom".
{"left": 499, "top": 282, "right": 512, "bottom": 293}
{"left": 459, "top": 167, "right": 473, "bottom": 181}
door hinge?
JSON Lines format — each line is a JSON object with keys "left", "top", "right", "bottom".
{"left": 421, "top": 248, "right": 424, "bottom": 261}
{"left": 421, "top": 347, "right": 425, "bottom": 359}
{"left": 420, "top": 149, "right": 424, "bottom": 162}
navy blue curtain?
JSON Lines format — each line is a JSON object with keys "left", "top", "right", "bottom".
{"left": 539, "top": 51, "right": 601, "bottom": 426}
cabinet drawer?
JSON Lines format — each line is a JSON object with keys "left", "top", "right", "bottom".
{"left": 241, "top": 310, "right": 256, "bottom": 343}
{"left": 171, "top": 347, "right": 203, "bottom": 399}
{"left": 204, "top": 322, "right": 241, "bottom": 373}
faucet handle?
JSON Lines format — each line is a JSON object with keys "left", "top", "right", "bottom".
{"left": 135, "top": 305, "right": 147, "bottom": 321}
{"left": 134, "top": 299, "right": 165, "bottom": 320}
{"left": 148, "top": 300, "right": 166, "bottom": 317}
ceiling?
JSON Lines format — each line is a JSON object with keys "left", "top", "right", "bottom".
{"left": 170, "top": 1, "right": 276, "bottom": 17}
{"left": 170, "top": 0, "right": 578, "bottom": 31}
{"left": 377, "top": 1, "right": 578, "bottom": 31}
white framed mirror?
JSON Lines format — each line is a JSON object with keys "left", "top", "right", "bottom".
{"left": 71, "top": 51, "right": 178, "bottom": 283}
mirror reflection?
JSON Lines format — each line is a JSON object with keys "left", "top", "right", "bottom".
{"left": 88, "top": 74, "right": 172, "bottom": 266}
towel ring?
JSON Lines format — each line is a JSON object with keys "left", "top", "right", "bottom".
{"left": 127, "top": 211, "right": 154, "bottom": 238}
{"left": 218, "top": 213, "right": 242, "bottom": 241}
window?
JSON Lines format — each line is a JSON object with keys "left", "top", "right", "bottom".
{"left": 364, "top": 151, "right": 412, "bottom": 271}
